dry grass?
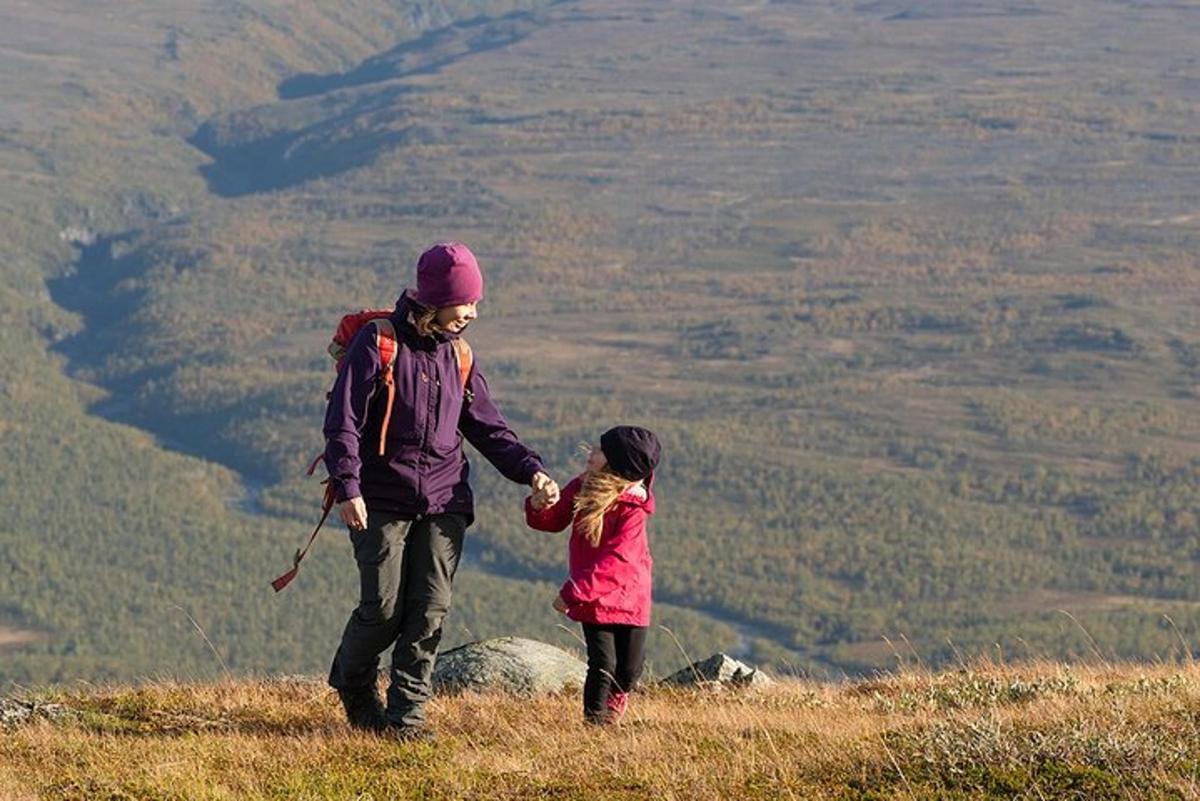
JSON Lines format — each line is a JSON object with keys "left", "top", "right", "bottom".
{"left": 4, "top": 662, "right": 1200, "bottom": 799}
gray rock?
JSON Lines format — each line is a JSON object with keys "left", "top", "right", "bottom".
{"left": 433, "top": 637, "right": 586, "bottom": 696}
{"left": 0, "top": 700, "right": 32, "bottom": 727}
{"left": 661, "top": 653, "right": 774, "bottom": 690}
{"left": 0, "top": 698, "right": 73, "bottom": 728}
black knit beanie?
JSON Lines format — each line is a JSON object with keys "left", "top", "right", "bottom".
{"left": 599, "top": 426, "right": 661, "bottom": 482}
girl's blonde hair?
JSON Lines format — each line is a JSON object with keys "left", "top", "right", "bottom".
{"left": 573, "top": 466, "right": 633, "bottom": 547}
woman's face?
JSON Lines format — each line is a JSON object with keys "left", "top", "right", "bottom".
{"left": 435, "top": 302, "right": 478, "bottom": 334}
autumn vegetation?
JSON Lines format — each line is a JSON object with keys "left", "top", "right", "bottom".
{"left": 7, "top": 660, "right": 1200, "bottom": 799}
{"left": 2, "top": 0, "right": 1199, "bottom": 691}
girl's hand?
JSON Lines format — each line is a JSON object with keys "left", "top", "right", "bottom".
{"left": 528, "top": 492, "right": 549, "bottom": 511}
{"left": 531, "top": 472, "right": 561, "bottom": 507}
{"left": 552, "top": 596, "right": 568, "bottom": 614}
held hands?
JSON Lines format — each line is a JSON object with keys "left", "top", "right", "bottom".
{"left": 339, "top": 496, "right": 368, "bottom": 531}
{"left": 529, "top": 471, "right": 561, "bottom": 510}
{"left": 552, "top": 595, "right": 569, "bottom": 615}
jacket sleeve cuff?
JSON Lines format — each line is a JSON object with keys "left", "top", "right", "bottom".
{"left": 335, "top": 478, "right": 361, "bottom": 503}
{"left": 521, "top": 459, "right": 547, "bottom": 486}
{"left": 524, "top": 495, "right": 540, "bottom": 525}
{"left": 559, "top": 580, "right": 580, "bottom": 607}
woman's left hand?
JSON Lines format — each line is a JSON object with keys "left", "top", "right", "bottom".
{"left": 552, "top": 596, "right": 568, "bottom": 614}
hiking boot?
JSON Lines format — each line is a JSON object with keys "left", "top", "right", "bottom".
{"left": 606, "top": 691, "right": 629, "bottom": 724}
{"left": 337, "top": 687, "right": 386, "bottom": 733}
{"left": 383, "top": 722, "right": 435, "bottom": 743}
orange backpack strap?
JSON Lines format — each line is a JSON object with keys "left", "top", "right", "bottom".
{"left": 451, "top": 338, "right": 474, "bottom": 391}
{"left": 372, "top": 318, "right": 398, "bottom": 456}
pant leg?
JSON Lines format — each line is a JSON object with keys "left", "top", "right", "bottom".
{"left": 612, "top": 626, "right": 648, "bottom": 694}
{"left": 328, "top": 514, "right": 412, "bottom": 692}
{"left": 582, "top": 623, "right": 618, "bottom": 723}
{"left": 386, "top": 513, "right": 466, "bottom": 726}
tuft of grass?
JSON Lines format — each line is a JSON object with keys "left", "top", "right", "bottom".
{"left": 863, "top": 665, "right": 1082, "bottom": 713}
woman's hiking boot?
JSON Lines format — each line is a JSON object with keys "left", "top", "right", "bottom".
{"left": 337, "top": 687, "right": 386, "bottom": 732}
{"left": 383, "top": 723, "right": 436, "bottom": 743}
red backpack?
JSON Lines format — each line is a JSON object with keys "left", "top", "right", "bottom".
{"left": 272, "top": 309, "right": 474, "bottom": 592}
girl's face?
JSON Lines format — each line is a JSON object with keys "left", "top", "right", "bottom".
{"left": 586, "top": 444, "right": 608, "bottom": 474}
{"left": 435, "top": 302, "right": 478, "bottom": 334}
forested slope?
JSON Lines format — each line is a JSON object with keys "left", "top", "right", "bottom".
{"left": 2, "top": 0, "right": 1199, "bottom": 686}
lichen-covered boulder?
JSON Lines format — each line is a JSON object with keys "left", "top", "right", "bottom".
{"left": 433, "top": 637, "right": 586, "bottom": 696}
{"left": 0, "top": 698, "right": 73, "bottom": 728}
{"left": 661, "top": 653, "right": 774, "bottom": 689}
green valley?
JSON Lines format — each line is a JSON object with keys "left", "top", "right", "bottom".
{"left": 2, "top": 0, "right": 1199, "bottom": 686}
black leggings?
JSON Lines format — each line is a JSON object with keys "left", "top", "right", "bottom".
{"left": 581, "top": 623, "right": 647, "bottom": 722}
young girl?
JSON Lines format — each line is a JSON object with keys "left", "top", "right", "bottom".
{"left": 526, "top": 425, "right": 661, "bottom": 725}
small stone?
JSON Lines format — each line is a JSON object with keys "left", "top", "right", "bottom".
{"left": 0, "top": 699, "right": 33, "bottom": 727}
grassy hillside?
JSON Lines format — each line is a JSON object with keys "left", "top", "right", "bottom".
{"left": 2, "top": 0, "right": 1200, "bottom": 685}
{"left": 5, "top": 661, "right": 1200, "bottom": 799}
{"left": 0, "top": 0, "right": 757, "bottom": 686}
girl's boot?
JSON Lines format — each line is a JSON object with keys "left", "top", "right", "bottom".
{"left": 606, "top": 691, "right": 628, "bottom": 724}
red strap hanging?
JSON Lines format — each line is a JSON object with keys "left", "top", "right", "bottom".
{"left": 275, "top": 318, "right": 469, "bottom": 593}
{"left": 271, "top": 481, "right": 337, "bottom": 592}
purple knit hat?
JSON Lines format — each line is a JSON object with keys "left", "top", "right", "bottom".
{"left": 413, "top": 242, "right": 484, "bottom": 309}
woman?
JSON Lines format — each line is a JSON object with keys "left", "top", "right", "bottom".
{"left": 323, "top": 241, "right": 559, "bottom": 739}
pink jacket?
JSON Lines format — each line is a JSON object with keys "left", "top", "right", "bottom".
{"left": 524, "top": 474, "right": 655, "bottom": 627}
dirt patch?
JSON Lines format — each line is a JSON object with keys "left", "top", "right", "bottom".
{"left": 0, "top": 627, "right": 41, "bottom": 650}
{"left": 828, "top": 338, "right": 856, "bottom": 357}
{"left": 996, "top": 590, "right": 1198, "bottom": 618}
{"left": 859, "top": 457, "right": 923, "bottom": 477}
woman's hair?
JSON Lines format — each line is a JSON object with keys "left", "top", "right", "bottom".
{"left": 573, "top": 466, "right": 632, "bottom": 547}
{"left": 411, "top": 303, "right": 441, "bottom": 337}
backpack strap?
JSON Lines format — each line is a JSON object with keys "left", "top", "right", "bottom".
{"left": 372, "top": 318, "right": 398, "bottom": 456}
{"left": 368, "top": 325, "right": 466, "bottom": 457}
{"left": 451, "top": 338, "right": 474, "bottom": 392}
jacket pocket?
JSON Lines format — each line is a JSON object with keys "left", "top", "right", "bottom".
{"left": 384, "top": 352, "right": 422, "bottom": 446}
{"left": 431, "top": 356, "right": 465, "bottom": 451}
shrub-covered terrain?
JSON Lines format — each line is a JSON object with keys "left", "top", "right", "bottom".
{"left": 1, "top": 0, "right": 1199, "bottom": 685}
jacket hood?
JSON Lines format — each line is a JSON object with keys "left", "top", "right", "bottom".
{"left": 615, "top": 479, "right": 655, "bottom": 514}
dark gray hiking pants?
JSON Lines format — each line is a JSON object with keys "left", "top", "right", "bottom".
{"left": 328, "top": 512, "right": 466, "bottom": 727}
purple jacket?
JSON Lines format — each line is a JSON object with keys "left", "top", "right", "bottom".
{"left": 323, "top": 292, "right": 544, "bottom": 522}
